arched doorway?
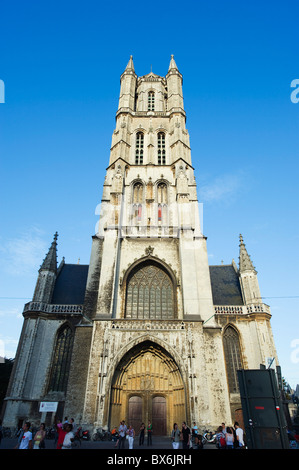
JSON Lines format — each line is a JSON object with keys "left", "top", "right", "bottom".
{"left": 109, "top": 341, "right": 186, "bottom": 435}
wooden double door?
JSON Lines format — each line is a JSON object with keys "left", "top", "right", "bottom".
{"left": 109, "top": 341, "right": 186, "bottom": 436}
{"left": 128, "top": 395, "right": 166, "bottom": 436}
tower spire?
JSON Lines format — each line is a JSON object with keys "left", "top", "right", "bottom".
{"left": 168, "top": 54, "right": 179, "bottom": 72}
{"left": 125, "top": 55, "right": 135, "bottom": 72}
{"left": 39, "top": 232, "right": 58, "bottom": 273}
{"left": 239, "top": 234, "right": 256, "bottom": 273}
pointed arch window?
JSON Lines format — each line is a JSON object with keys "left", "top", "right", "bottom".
{"left": 132, "top": 182, "right": 143, "bottom": 223}
{"left": 158, "top": 132, "right": 166, "bottom": 164}
{"left": 135, "top": 132, "right": 144, "bottom": 164}
{"left": 223, "top": 326, "right": 243, "bottom": 393}
{"left": 157, "top": 182, "right": 168, "bottom": 224}
{"left": 48, "top": 325, "right": 74, "bottom": 392}
{"left": 148, "top": 91, "right": 155, "bottom": 111}
{"left": 125, "top": 262, "right": 175, "bottom": 320}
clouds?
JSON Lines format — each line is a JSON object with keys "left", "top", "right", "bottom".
{"left": 0, "top": 226, "right": 47, "bottom": 276}
{"left": 198, "top": 170, "right": 246, "bottom": 205}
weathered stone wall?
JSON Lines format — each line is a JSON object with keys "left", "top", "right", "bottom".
{"left": 63, "top": 324, "right": 93, "bottom": 424}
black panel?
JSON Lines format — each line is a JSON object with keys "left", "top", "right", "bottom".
{"left": 237, "top": 369, "right": 289, "bottom": 449}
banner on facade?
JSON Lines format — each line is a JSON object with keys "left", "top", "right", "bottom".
{"left": 39, "top": 401, "right": 58, "bottom": 413}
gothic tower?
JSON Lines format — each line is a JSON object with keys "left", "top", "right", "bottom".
{"left": 2, "top": 57, "right": 279, "bottom": 435}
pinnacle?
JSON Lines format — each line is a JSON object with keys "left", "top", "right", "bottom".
{"left": 39, "top": 232, "right": 58, "bottom": 273}
{"left": 168, "top": 54, "right": 179, "bottom": 72}
{"left": 239, "top": 234, "right": 256, "bottom": 273}
{"left": 125, "top": 55, "right": 135, "bottom": 72}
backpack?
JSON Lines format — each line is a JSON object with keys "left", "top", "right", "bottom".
{"left": 219, "top": 435, "right": 226, "bottom": 447}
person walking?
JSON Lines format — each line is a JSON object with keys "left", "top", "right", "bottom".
{"left": 61, "top": 423, "right": 74, "bottom": 449}
{"left": 147, "top": 421, "right": 153, "bottom": 446}
{"left": 171, "top": 423, "right": 180, "bottom": 449}
{"left": 55, "top": 421, "right": 67, "bottom": 449}
{"left": 127, "top": 425, "right": 135, "bottom": 449}
{"left": 216, "top": 426, "right": 226, "bottom": 449}
{"left": 118, "top": 421, "right": 127, "bottom": 449}
{"left": 234, "top": 422, "right": 245, "bottom": 448}
{"left": 225, "top": 427, "right": 234, "bottom": 449}
{"left": 139, "top": 423, "right": 145, "bottom": 446}
{"left": 33, "top": 423, "right": 46, "bottom": 449}
{"left": 17, "top": 422, "right": 33, "bottom": 449}
{"left": 181, "top": 422, "right": 191, "bottom": 449}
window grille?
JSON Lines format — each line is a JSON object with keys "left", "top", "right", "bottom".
{"left": 223, "top": 326, "right": 243, "bottom": 393}
{"left": 135, "top": 132, "right": 144, "bottom": 164}
{"left": 48, "top": 325, "right": 73, "bottom": 392}
{"left": 157, "top": 132, "right": 166, "bottom": 164}
{"left": 148, "top": 91, "right": 155, "bottom": 111}
{"left": 126, "top": 263, "right": 174, "bottom": 319}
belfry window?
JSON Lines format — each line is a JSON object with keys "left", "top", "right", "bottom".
{"left": 125, "top": 262, "right": 175, "bottom": 320}
{"left": 135, "top": 132, "right": 144, "bottom": 164}
{"left": 157, "top": 182, "right": 168, "bottom": 224}
{"left": 48, "top": 325, "right": 74, "bottom": 392}
{"left": 223, "top": 326, "right": 243, "bottom": 393}
{"left": 132, "top": 182, "right": 143, "bottom": 223}
{"left": 148, "top": 91, "right": 155, "bottom": 111}
{"left": 158, "top": 132, "right": 166, "bottom": 164}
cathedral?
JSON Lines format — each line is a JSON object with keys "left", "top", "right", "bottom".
{"left": 2, "top": 56, "right": 279, "bottom": 435}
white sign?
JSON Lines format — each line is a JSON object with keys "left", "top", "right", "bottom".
{"left": 39, "top": 402, "right": 58, "bottom": 413}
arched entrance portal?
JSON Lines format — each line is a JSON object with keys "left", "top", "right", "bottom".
{"left": 109, "top": 341, "right": 186, "bottom": 435}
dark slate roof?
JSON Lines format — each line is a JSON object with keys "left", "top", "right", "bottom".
{"left": 51, "top": 264, "right": 89, "bottom": 305}
{"left": 209, "top": 265, "right": 244, "bottom": 305}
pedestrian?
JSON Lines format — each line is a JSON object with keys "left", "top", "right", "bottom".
{"left": 33, "top": 423, "right": 46, "bottom": 449}
{"left": 181, "top": 422, "right": 191, "bottom": 449}
{"left": 17, "top": 421, "right": 33, "bottom": 449}
{"left": 55, "top": 421, "right": 68, "bottom": 449}
{"left": 234, "top": 422, "right": 245, "bottom": 448}
{"left": 225, "top": 427, "right": 234, "bottom": 449}
{"left": 70, "top": 418, "right": 77, "bottom": 433}
{"left": 114, "top": 422, "right": 121, "bottom": 448}
{"left": 118, "top": 420, "right": 127, "bottom": 449}
{"left": 147, "top": 421, "right": 153, "bottom": 446}
{"left": 61, "top": 423, "right": 74, "bottom": 449}
{"left": 216, "top": 426, "right": 226, "bottom": 449}
{"left": 139, "top": 422, "right": 145, "bottom": 446}
{"left": 127, "top": 425, "right": 135, "bottom": 449}
{"left": 192, "top": 421, "right": 198, "bottom": 437}
{"left": 171, "top": 423, "right": 180, "bottom": 449}
{"left": 0, "top": 420, "right": 3, "bottom": 447}
{"left": 54, "top": 419, "right": 62, "bottom": 447}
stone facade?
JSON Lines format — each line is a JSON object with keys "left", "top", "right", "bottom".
{"left": 2, "top": 57, "right": 279, "bottom": 435}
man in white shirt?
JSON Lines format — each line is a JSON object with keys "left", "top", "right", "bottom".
{"left": 234, "top": 422, "right": 244, "bottom": 447}
{"left": 61, "top": 423, "right": 74, "bottom": 449}
{"left": 18, "top": 422, "right": 33, "bottom": 449}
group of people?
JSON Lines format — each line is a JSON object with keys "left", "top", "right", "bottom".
{"left": 11, "top": 417, "right": 245, "bottom": 450}
{"left": 114, "top": 420, "right": 153, "bottom": 449}
{"left": 170, "top": 421, "right": 245, "bottom": 450}
{"left": 215, "top": 422, "right": 245, "bottom": 449}
{"left": 14, "top": 417, "right": 77, "bottom": 449}
{"left": 171, "top": 422, "right": 203, "bottom": 449}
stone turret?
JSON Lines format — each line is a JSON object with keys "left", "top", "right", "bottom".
{"left": 166, "top": 55, "right": 184, "bottom": 115}
{"left": 118, "top": 55, "right": 137, "bottom": 113}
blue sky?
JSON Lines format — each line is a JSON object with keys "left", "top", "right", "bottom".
{"left": 0, "top": 0, "right": 298, "bottom": 388}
